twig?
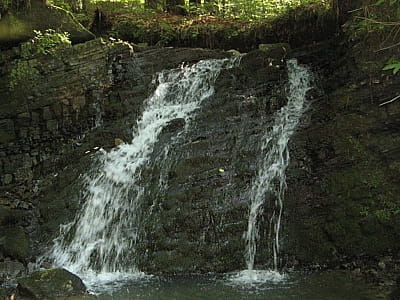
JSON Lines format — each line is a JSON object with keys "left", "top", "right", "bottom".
{"left": 375, "top": 41, "right": 400, "bottom": 52}
{"left": 348, "top": 7, "right": 363, "bottom": 13}
{"left": 379, "top": 94, "right": 400, "bottom": 106}
{"left": 355, "top": 16, "right": 400, "bottom": 26}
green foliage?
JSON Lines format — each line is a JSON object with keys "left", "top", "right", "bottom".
{"left": 83, "top": 0, "right": 327, "bottom": 21}
{"left": 0, "top": 0, "right": 11, "bottom": 8}
{"left": 21, "top": 29, "right": 71, "bottom": 58}
{"left": 0, "top": 0, "right": 13, "bottom": 11}
{"left": 382, "top": 58, "right": 400, "bottom": 74}
{"left": 375, "top": 0, "right": 400, "bottom": 19}
{"left": 375, "top": 0, "right": 400, "bottom": 6}
{"left": 9, "top": 30, "right": 71, "bottom": 91}
{"left": 9, "top": 60, "right": 39, "bottom": 91}
{"left": 360, "top": 207, "right": 400, "bottom": 221}
{"left": 48, "top": 0, "right": 73, "bottom": 11}
{"left": 186, "top": 0, "right": 329, "bottom": 21}
{"left": 348, "top": 0, "right": 400, "bottom": 44}
{"left": 350, "top": 18, "right": 385, "bottom": 36}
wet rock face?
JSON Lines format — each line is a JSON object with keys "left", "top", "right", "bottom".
{"left": 0, "top": 39, "right": 127, "bottom": 189}
{"left": 282, "top": 39, "right": 400, "bottom": 269}
{"left": 0, "top": 39, "right": 134, "bottom": 264}
{"left": 0, "top": 41, "right": 245, "bottom": 272}
{"left": 1, "top": 36, "right": 399, "bottom": 276}
{"left": 138, "top": 51, "right": 288, "bottom": 273}
{"left": 0, "top": 206, "right": 33, "bottom": 263}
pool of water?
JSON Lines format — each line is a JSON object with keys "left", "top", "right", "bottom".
{"left": 85, "top": 270, "right": 383, "bottom": 300}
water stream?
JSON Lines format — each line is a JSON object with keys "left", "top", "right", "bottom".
{"left": 37, "top": 56, "right": 384, "bottom": 299}
{"left": 46, "top": 57, "right": 238, "bottom": 285}
{"left": 92, "top": 271, "right": 381, "bottom": 300}
{"left": 232, "top": 59, "right": 312, "bottom": 284}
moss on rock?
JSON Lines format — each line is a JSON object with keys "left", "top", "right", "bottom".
{"left": 0, "top": 1, "right": 94, "bottom": 48}
{"left": 17, "top": 268, "right": 86, "bottom": 299}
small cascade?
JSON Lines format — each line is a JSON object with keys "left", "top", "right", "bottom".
{"left": 46, "top": 57, "right": 238, "bottom": 282}
{"left": 234, "top": 59, "right": 312, "bottom": 284}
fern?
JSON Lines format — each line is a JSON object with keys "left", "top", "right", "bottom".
{"left": 383, "top": 58, "right": 400, "bottom": 75}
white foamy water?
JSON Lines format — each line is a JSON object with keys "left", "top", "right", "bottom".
{"left": 80, "top": 270, "right": 151, "bottom": 293}
{"left": 228, "top": 269, "right": 286, "bottom": 287}
{"left": 44, "top": 57, "right": 238, "bottom": 284}
{"left": 241, "top": 59, "right": 312, "bottom": 280}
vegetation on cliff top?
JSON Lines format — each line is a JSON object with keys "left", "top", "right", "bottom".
{"left": 9, "top": 29, "right": 71, "bottom": 90}
{"left": 0, "top": 0, "right": 335, "bottom": 50}
{"left": 347, "top": 0, "right": 400, "bottom": 74}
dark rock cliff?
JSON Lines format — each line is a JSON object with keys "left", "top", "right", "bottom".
{"left": 283, "top": 35, "right": 400, "bottom": 276}
{"left": 0, "top": 39, "right": 131, "bottom": 273}
{"left": 0, "top": 32, "right": 398, "bottom": 281}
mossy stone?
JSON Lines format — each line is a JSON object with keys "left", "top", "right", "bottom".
{"left": 17, "top": 268, "right": 86, "bottom": 299}
{"left": 0, "top": 1, "right": 95, "bottom": 47}
{"left": 258, "top": 43, "right": 291, "bottom": 56}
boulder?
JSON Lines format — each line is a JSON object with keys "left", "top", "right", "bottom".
{"left": 258, "top": 43, "right": 291, "bottom": 58}
{"left": 17, "top": 268, "right": 86, "bottom": 299}
{"left": 0, "top": 260, "right": 26, "bottom": 279}
{"left": 0, "top": 1, "right": 95, "bottom": 48}
{"left": 162, "top": 118, "right": 186, "bottom": 133}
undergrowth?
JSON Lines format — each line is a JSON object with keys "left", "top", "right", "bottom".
{"left": 75, "top": 0, "right": 333, "bottom": 50}
{"left": 9, "top": 30, "right": 71, "bottom": 91}
{"left": 348, "top": 0, "right": 400, "bottom": 74}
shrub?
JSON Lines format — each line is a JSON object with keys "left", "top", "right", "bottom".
{"left": 20, "top": 29, "right": 71, "bottom": 58}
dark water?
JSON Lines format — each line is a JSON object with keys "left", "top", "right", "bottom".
{"left": 89, "top": 271, "right": 383, "bottom": 300}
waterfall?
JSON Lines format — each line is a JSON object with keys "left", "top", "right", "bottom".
{"left": 234, "top": 59, "right": 311, "bottom": 283}
{"left": 46, "top": 57, "right": 237, "bottom": 281}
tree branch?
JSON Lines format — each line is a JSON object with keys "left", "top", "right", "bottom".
{"left": 379, "top": 95, "right": 400, "bottom": 106}
{"left": 375, "top": 41, "right": 400, "bottom": 52}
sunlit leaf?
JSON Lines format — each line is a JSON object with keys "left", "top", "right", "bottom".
{"left": 375, "top": 0, "right": 386, "bottom": 5}
{"left": 382, "top": 59, "right": 400, "bottom": 75}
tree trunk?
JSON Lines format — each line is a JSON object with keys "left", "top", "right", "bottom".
{"left": 166, "top": 0, "right": 186, "bottom": 15}
{"left": 203, "top": 0, "right": 218, "bottom": 13}
{"left": 11, "top": 0, "right": 31, "bottom": 11}
{"left": 145, "top": 0, "right": 162, "bottom": 10}
{"left": 333, "top": 0, "right": 363, "bottom": 21}
{"left": 64, "top": 0, "right": 83, "bottom": 12}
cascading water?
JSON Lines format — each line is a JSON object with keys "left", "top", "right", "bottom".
{"left": 45, "top": 57, "right": 238, "bottom": 284}
{"left": 231, "top": 59, "right": 312, "bottom": 284}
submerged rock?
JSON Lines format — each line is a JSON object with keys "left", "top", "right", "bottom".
{"left": 17, "top": 268, "right": 86, "bottom": 299}
{"left": 162, "top": 118, "right": 186, "bottom": 133}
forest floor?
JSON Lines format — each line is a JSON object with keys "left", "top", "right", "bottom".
{"left": 71, "top": 0, "right": 335, "bottom": 51}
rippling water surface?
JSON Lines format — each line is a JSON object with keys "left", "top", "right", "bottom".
{"left": 83, "top": 271, "right": 381, "bottom": 300}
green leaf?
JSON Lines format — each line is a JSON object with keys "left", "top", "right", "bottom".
{"left": 382, "top": 59, "right": 400, "bottom": 75}
{"left": 382, "top": 64, "right": 396, "bottom": 70}
{"left": 375, "top": 0, "right": 386, "bottom": 6}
